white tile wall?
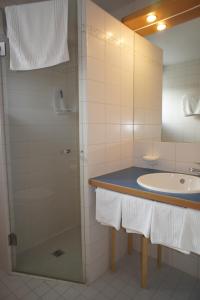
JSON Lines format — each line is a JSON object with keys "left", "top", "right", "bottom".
{"left": 79, "top": 0, "right": 134, "bottom": 283}
{"left": 133, "top": 33, "right": 163, "bottom": 142}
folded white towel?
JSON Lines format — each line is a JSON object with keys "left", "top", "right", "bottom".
{"left": 96, "top": 188, "right": 122, "bottom": 230}
{"left": 182, "top": 94, "right": 200, "bottom": 116}
{"left": 151, "top": 202, "right": 189, "bottom": 254}
{"left": 180, "top": 209, "right": 200, "bottom": 255}
{"left": 5, "top": 0, "right": 69, "bottom": 70}
{"left": 122, "top": 195, "right": 154, "bottom": 238}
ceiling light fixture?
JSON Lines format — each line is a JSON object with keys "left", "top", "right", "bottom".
{"left": 157, "top": 22, "right": 167, "bottom": 31}
{"left": 146, "top": 13, "right": 157, "bottom": 23}
{"left": 105, "top": 31, "right": 113, "bottom": 40}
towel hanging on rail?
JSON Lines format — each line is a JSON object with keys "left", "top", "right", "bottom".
{"left": 182, "top": 94, "right": 200, "bottom": 116}
{"left": 5, "top": 0, "right": 69, "bottom": 71}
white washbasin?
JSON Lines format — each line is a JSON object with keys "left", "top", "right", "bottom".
{"left": 137, "top": 173, "right": 200, "bottom": 194}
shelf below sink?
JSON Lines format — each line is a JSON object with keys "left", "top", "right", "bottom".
{"left": 137, "top": 172, "right": 200, "bottom": 194}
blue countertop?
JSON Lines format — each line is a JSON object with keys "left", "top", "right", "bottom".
{"left": 90, "top": 167, "right": 200, "bottom": 206}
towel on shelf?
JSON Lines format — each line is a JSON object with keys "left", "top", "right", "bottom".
{"left": 182, "top": 94, "right": 200, "bottom": 116}
{"left": 151, "top": 202, "right": 189, "bottom": 254}
{"left": 122, "top": 195, "right": 154, "bottom": 238}
{"left": 5, "top": 0, "right": 69, "bottom": 70}
{"left": 180, "top": 209, "right": 200, "bottom": 255}
{"left": 96, "top": 188, "right": 122, "bottom": 230}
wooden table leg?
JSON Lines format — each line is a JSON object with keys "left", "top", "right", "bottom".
{"left": 157, "top": 245, "right": 162, "bottom": 269}
{"left": 128, "top": 233, "right": 133, "bottom": 255}
{"left": 111, "top": 228, "right": 116, "bottom": 272}
{"left": 141, "top": 236, "right": 149, "bottom": 288}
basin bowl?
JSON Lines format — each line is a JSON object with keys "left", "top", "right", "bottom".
{"left": 137, "top": 172, "right": 200, "bottom": 194}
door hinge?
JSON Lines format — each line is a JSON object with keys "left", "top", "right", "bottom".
{"left": 8, "top": 233, "right": 17, "bottom": 246}
{"left": 0, "top": 42, "right": 6, "bottom": 57}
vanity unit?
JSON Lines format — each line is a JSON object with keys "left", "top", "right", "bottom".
{"left": 89, "top": 167, "right": 200, "bottom": 288}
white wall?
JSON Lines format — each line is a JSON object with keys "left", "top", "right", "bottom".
{"left": 134, "top": 33, "right": 163, "bottom": 142}
{"left": 79, "top": 0, "right": 134, "bottom": 282}
{"left": 162, "top": 59, "right": 200, "bottom": 142}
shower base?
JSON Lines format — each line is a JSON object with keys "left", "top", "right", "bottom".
{"left": 15, "top": 227, "right": 83, "bottom": 282}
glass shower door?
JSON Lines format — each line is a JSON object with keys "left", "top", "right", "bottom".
{"left": 1, "top": 0, "right": 83, "bottom": 282}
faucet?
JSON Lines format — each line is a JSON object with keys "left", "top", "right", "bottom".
{"left": 189, "top": 168, "right": 200, "bottom": 175}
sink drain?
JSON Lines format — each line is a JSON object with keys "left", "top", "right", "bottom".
{"left": 180, "top": 178, "right": 185, "bottom": 184}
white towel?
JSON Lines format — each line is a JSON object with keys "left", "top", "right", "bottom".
{"left": 182, "top": 94, "right": 200, "bottom": 116}
{"left": 151, "top": 202, "right": 189, "bottom": 254}
{"left": 96, "top": 188, "right": 122, "bottom": 230}
{"left": 5, "top": 0, "right": 69, "bottom": 71}
{"left": 180, "top": 209, "right": 200, "bottom": 255}
{"left": 122, "top": 195, "right": 154, "bottom": 238}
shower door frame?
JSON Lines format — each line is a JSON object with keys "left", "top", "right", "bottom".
{"left": 0, "top": 0, "right": 86, "bottom": 283}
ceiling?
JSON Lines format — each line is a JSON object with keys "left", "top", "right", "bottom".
{"left": 92, "top": 0, "right": 134, "bottom": 14}
{"left": 147, "top": 17, "right": 200, "bottom": 65}
{"left": 92, "top": 0, "right": 156, "bottom": 19}
{"left": 93, "top": 0, "right": 134, "bottom": 11}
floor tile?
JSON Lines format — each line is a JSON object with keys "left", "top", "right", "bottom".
{"left": 0, "top": 252, "right": 200, "bottom": 300}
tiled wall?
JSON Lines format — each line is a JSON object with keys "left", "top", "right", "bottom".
{"left": 79, "top": 0, "right": 134, "bottom": 282}
{"left": 133, "top": 33, "right": 163, "bottom": 142}
{"left": 162, "top": 59, "right": 200, "bottom": 142}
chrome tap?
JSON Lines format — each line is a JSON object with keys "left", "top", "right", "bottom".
{"left": 189, "top": 168, "right": 200, "bottom": 175}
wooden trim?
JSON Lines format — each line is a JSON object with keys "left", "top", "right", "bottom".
{"left": 157, "top": 245, "right": 162, "bottom": 269}
{"left": 136, "top": 6, "right": 200, "bottom": 36}
{"left": 122, "top": 0, "right": 200, "bottom": 36}
{"left": 141, "top": 236, "right": 149, "bottom": 288}
{"left": 111, "top": 228, "right": 116, "bottom": 272}
{"left": 89, "top": 179, "right": 200, "bottom": 210}
{"left": 128, "top": 233, "right": 133, "bottom": 255}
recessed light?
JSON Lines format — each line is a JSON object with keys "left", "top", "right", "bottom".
{"left": 106, "top": 31, "right": 113, "bottom": 40}
{"left": 146, "top": 13, "right": 157, "bottom": 23}
{"left": 157, "top": 22, "right": 167, "bottom": 31}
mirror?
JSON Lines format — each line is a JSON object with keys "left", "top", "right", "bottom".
{"left": 147, "top": 17, "right": 200, "bottom": 143}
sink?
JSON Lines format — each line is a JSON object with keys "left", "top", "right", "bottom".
{"left": 137, "top": 172, "right": 200, "bottom": 194}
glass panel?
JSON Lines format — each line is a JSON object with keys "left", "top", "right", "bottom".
{"left": 1, "top": 0, "right": 83, "bottom": 282}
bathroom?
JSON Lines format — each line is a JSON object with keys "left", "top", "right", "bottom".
{"left": 0, "top": 0, "right": 199, "bottom": 299}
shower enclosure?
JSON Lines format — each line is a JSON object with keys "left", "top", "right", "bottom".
{"left": 0, "top": 0, "right": 83, "bottom": 282}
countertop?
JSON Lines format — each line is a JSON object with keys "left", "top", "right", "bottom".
{"left": 89, "top": 167, "right": 200, "bottom": 210}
